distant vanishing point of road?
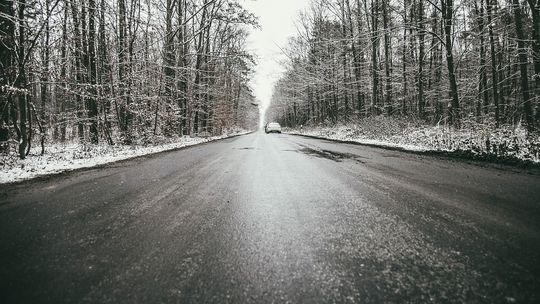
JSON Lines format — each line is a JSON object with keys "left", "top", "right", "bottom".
{"left": 1, "top": 132, "right": 539, "bottom": 303}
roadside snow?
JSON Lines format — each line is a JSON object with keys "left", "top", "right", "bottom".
{"left": 286, "top": 118, "right": 540, "bottom": 163}
{"left": 287, "top": 125, "right": 431, "bottom": 153}
{"left": 0, "top": 130, "right": 250, "bottom": 184}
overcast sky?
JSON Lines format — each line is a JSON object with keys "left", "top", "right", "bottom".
{"left": 241, "top": 0, "right": 310, "bottom": 117}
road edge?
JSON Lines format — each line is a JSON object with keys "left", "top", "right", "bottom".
{"left": 287, "top": 132, "right": 540, "bottom": 172}
{"left": 1, "top": 132, "right": 253, "bottom": 186}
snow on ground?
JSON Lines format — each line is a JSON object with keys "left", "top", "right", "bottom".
{"left": 285, "top": 117, "right": 540, "bottom": 164}
{"left": 0, "top": 130, "right": 250, "bottom": 184}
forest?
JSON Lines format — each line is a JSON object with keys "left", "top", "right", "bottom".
{"left": 267, "top": 0, "right": 540, "bottom": 159}
{"left": 0, "top": 0, "right": 260, "bottom": 160}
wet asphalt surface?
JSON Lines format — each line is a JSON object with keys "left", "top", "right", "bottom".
{"left": 1, "top": 132, "right": 540, "bottom": 303}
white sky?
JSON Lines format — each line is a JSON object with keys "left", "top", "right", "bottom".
{"left": 241, "top": 0, "right": 310, "bottom": 119}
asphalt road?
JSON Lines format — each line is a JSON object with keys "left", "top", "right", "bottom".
{"left": 1, "top": 132, "right": 540, "bottom": 303}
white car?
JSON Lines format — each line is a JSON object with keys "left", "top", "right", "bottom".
{"left": 265, "top": 122, "right": 282, "bottom": 134}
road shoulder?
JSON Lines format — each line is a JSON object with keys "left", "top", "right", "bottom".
{"left": 287, "top": 132, "right": 540, "bottom": 174}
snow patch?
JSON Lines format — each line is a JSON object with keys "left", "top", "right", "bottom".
{"left": 0, "top": 130, "right": 250, "bottom": 184}
{"left": 286, "top": 117, "right": 540, "bottom": 163}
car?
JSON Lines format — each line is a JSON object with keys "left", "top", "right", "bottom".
{"left": 265, "top": 122, "right": 282, "bottom": 134}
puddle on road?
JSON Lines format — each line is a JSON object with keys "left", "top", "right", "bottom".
{"left": 234, "top": 147, "right": 257, "bottom": 150}
{"left": 290, "top": 147, "right": 366, "bottom": 164}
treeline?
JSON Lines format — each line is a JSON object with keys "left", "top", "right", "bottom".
{"left": 268, "top": 0, "right": 540, "bottom": 135}
{"left": 0, "top": 0, "right": 259, "bottom": 159}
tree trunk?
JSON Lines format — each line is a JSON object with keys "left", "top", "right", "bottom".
{"left": 177, "top": 0, "right": 188, "bottom": 135}
{"left": 346, "top": 0, "right": 363, "bottom": 117}
{"left": 118, "top": 0, "right": 131, "bottom": 143}
{"left": 39, "top": 0, "right": 50, "bottom": 152}
{"left": 59, "top": 2, "right": 68, "bottom": 141}
{"left": 402, "top": 0, "right": 408, "bottom": 115}
{"left": 70, "top": 0, "right": 86, "bottom": 141}
{"left": 87, "top": 0, "right": 99, "bottom": 143}
{"left": 417, "top": 0, "right": 426, "bottom": 119}
{"left": 527, "top": 0, "right": 540, "bottom": 86}
{"left": 369, "top": 0, "right": 380, "bottom": 114}
{"left": 441, "top": 0, "right": 460, "bottom": 127}
{"left": 382, "top": 0, "right": 392, "bottom": 115}
{"left": 512, "top": 0, "right": 534, "bottom": 133}
{"left": 526, "top": 0, "right": 540, "bottom": 127}
{"left": 98, "top": 0, "right": 113, "bottom": 145}
{"left": 340, "top": 0, "right": 350, "bottom": 120}
{"left": 474, "top": 0, "right": 489, "bottom": 118}
{"left": 163, "top": 0, "right": 176, "bottom": 134}
{"left": 16, "top": 0, "right": 28, "bottom": 159}
{"left": 193, "top": 0, "right": 209, "bottom": 135}
{"left": 486, "top": 0, "right": 500, "bottom": 126}
{"left": 0, "top": 0, "right": 16, "bottom": 138}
